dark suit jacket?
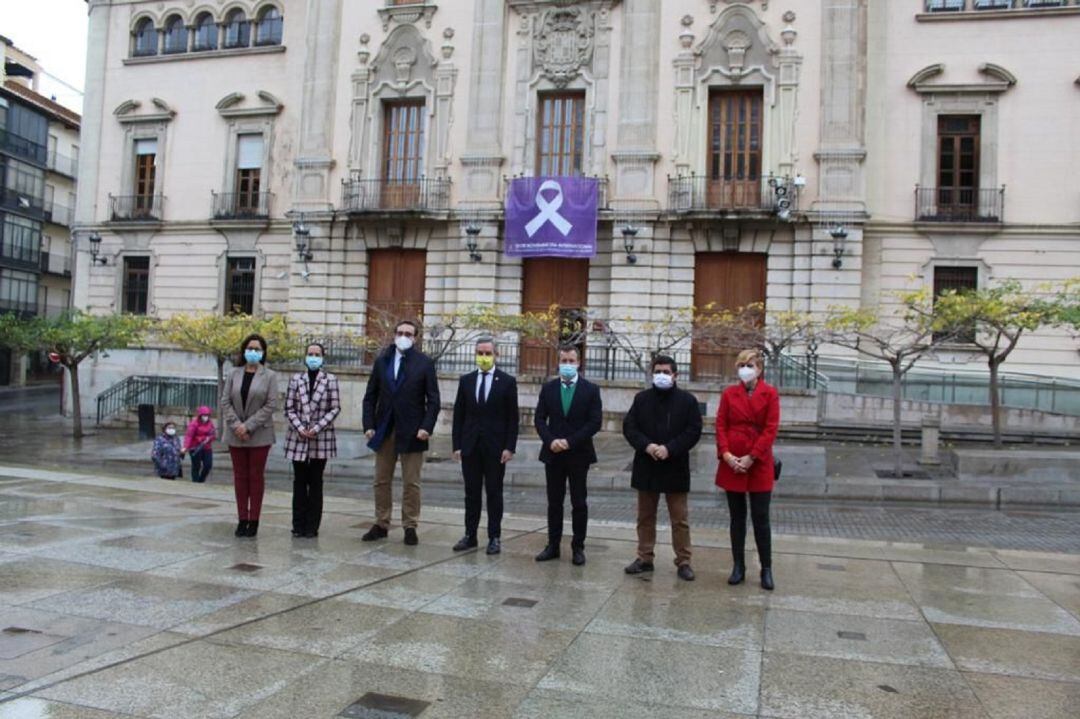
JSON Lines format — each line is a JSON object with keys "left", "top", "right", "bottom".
{"left": 362, "top": 346, "right": 440, "bottom": 454}
{"left": 623, "top": 385, "right": 703, "bottom": 494}
{"left": 534, "top": 377, "right": 602, "bottom": 466}
{"left": 452, "top": 368, "right": 519, "bottom": 457}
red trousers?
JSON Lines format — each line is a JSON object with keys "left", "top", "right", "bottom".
{"left": 229, "top": 445, "right": 271, "bottom": 520}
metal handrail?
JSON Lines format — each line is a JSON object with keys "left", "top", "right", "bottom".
{"left": 109, "top": 194, "right": 164, "bottom": 221}
{"left": 96, "top": 375, "right": 219, "bottom": 425}
{"left": 341, "top": 177, "right": 451, "bottom": 212}
{"left": 667, "top": 174, "right": 799, "bottom": 215}
{"left": 211, "top": 191, "right": 272, "bottom": 219}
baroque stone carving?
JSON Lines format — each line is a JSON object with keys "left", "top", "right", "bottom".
{"left": 723, "top": 30, "right": 751, "bottom": 73}
{"left": 392, "top": 46, "right": 418, "bottom": 84}
{"left": 534, "top": 7, "right": 595, "bottom": 87}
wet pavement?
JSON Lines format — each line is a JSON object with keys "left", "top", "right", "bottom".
{"left": 0, "top": 463, "right": 1078, "bottom": 718}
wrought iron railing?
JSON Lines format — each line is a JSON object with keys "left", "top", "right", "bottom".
{"left": 212, "top": 191, "right": 272, "bottom": 220}
{"left": 96, "top": 375, "right": 219, "bottom": 425}
{"left": 915, "top": 186, "right": 1004, "bottom": 223}
{"left": 109, "top": 194, "right": 164, "bottom": 221}
{"left": 667, "top": 175, "right": 798, "bottom": 215}
{"left": 341, "top": 177, "right": 451, "bottom": 213}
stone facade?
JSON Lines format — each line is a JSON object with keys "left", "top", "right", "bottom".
{"left": 71, "top": 0, "right": 1080, "bottom": 385}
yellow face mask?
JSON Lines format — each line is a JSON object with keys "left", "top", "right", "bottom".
{"left": 476, "top": 355, "right": 495, "bottom": 372}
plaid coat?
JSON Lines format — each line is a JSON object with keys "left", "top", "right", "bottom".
{"left": 284, "top": 370, "right": 341, "bottom": 461}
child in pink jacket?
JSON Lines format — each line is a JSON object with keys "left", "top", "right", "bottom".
{"left": 183, "top": 405, "right": 216, "bottom": 483}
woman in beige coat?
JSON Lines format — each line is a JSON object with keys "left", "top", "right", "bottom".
{"left": 221, "top": 333, "right": 279, "bottom": 538}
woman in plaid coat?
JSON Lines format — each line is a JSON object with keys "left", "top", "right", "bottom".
{"left": 285, "top": 343, "right": 341, "bottom": 537}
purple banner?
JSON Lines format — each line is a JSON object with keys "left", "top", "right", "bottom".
{"left": 504, "top": 176, "right": 598, "bottom": 258}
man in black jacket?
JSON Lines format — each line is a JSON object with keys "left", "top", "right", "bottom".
{"left": 622, "top": 355, "right": 702, "bottom": 581}
{"left": 361, "top": 320, "right": 440, "bottom": 546}
{"left": 534, "top": 344, "right": 603, "bottom": 566}
{"left": 451, "top": 336, "right": 519, "bottom": 555}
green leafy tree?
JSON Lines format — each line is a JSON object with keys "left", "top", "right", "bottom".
{"left": 823, "top": 290, "right": 947, "bottom": 478}
{"left": 934, "top": 280, "right": 1059, "bottom": 446}
{"left": 34, "top": 312, "right": 149, "bottom": 438}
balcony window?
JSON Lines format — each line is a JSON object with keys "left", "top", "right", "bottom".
{"left": 926, "top": 0, "right": 966, "bottom": 10}
{"left": 380, "top": 100, "right": 426, "bottom": 209}
{"left": 162, "top": 15, "right": 187, "bottom": 54}
{"left": 133, "top": 138, "right": 158, "bottom": 218}
{"left": 235, "top": 133, "right": 264, "bottom": 215}
{"left": 1, "top": 214, "right": 41, "bottom": 267}
{"left": 536, "top": 92, "right": 585, "bottom": 176}
{"left": 193, "top": 13, "right": 218, "bottom": 51}
{"left": 133, "top": 18, "right": 158, "bottom": 57}
{"left": 0, "top": 267, "right": 38, "bottom": 316}
{"left": 706, "top": 88, "right": 764, "bottom": 209}
{"left": 224, "top": 10, "right": 251, "bottom": 49}
{"left": 254, "top": 6, "right": 283, "bottom": 46}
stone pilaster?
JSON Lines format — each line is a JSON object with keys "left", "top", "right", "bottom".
{"left": 293, "top": 0, "right": 344, "bottom": 212}
{"left": 612, "top": 0, "right": 660, "bottom": 202}
{"left": 460, "top": 0, "right": 507, "bottom": 204}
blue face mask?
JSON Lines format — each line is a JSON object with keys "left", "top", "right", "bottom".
{"left": 244, "top": 349, "right": 263, "bottom": 365}
{"left": 558, "top": 363, "right": 578, "bottom": 380}
{"left": 305, "top": 356, "right": 323, "bottom": 371}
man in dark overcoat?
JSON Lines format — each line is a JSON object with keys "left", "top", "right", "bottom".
{"left": 621, "top": 354, "right": 703, "bottom": 580}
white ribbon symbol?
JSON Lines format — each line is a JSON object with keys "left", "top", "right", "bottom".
{"left": 525, "top": 180, "right": 573, "bottom": 238}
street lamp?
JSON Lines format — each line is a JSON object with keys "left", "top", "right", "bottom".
{"left": 464, "top": 221, "right": 482, "bottom": 262}
{"left": 293, "top": 219, "right": 312, "bottom": 262}
{"left": 829, "top": 225, "right": 848, "bottom": 269}
{"left": 621, "top": 225, "right": 638, "bottom": 264}
{"left": 87, "top": 232, "right": 108, "bottom": 266}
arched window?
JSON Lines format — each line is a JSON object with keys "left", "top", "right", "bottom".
{"left": 132, "top": 18, "right": 157, "bottom": 57}
{"left": 193, "top": 13, "right": 218, "bottom": 51}
{"left": 223, "top": 9, "right": 250, "bottom": 49}
{"left": 162, "top": 15, "right": 187, "bottom": 54}
{"left": 254, "top": 6, "right": 283, "bottom": 46}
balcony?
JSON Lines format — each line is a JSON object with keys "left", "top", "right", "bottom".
{"left": 341, "top": 177, "right": 451, "bottom": 214}
{"left": 667, "top": 175, "right": 799, "bottom": 218}
{"left": 0, "top": 189, "right": 46, "bottom": 220}
{"left": 39, "top": 251, "right": 71, "bottom": 276}
{"left": 44, "top": 201, "right": 73, "bottom": 227}
{"left": 46, "top": 151, "right": 78, "bottom": 179}
{"left": 109, "top": 194, "right": 164, "bottom": 222}
{"left": 211, "top": 191, "right": 272, "bottom": 221}
{"left": 915, "top": 186, "right": 1004, "bottom": 223}
{"left": 0, "top": 128, "right": 47, "bottom": 166}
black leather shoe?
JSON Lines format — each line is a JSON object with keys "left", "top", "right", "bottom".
{"left": 535, "top": 545, "right": 560, "bottom": 562}
{"left": 677, "top": 564, "right": 696, "bottom": 582}
{"left": 624, "top": 559, "right": 655, "bottom": 574}
{"left": 235, "top": 521, "right": 247, "bottom": 537}
{"left": 572, "top": 548, "right": 586, "bottom": 566}
{"left": 245, "top": 520, "right": 259, "bottom": 538}
{"left": 453, "top": 535, "right": 478, "bottom": 552}
{"left": 361, "top": 525, "right": 388, "bottom": 542}
{"left": 486, "top": 538, "right": 501, "bottom": 555}
{"left": 760, "top": 568, "right": 775, "bottom": 591}
{"left": 291, "top": 529, "right": 302, "bottom": 537}
{"left": 728, "top": 563, "right": 746, "bottom": 585}
{"left": 404, "top": 528, "right": 418, "bottom": 546}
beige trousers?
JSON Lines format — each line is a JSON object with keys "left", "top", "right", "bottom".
{"left": 636, "top": 490, "right": 692, "bottom": 567}
{"left": 373, "top": 431, "right": 424, "bottom": 529}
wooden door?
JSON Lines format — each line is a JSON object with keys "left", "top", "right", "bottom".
{"left": 707, "top": 89, "right": 763, "bottom": 210}
{"left": 366, "top": 249, "right": 426, "bottom": 359}
{"left": 520, "top": 258, "right": 589, "bottom": 376}
{"left": 692, "top": 252, "right": 767, "bottom": 381}
{"left": 382, "top": 100, "right": 425, "bottom": 209}
{"left": 937, "top": 115, "right": 980, "bottom": 220}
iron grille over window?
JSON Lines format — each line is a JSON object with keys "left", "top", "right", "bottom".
{"left": 225, "top": 257, "right": 256, "bottom": 315}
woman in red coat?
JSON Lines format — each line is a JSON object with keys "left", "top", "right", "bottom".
{"left": 715, "top": 349, "right": 780, "bottom": 590}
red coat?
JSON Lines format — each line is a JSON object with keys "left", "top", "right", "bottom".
{"left": 715, "top": 380, "right": 780, "bottom": 493}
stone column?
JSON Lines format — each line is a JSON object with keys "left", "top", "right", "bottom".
{"left": 293, "top": 0, "right": 344, "bottom": 212}
{"left": 459, "top": 0, "right": 507, "bottom": 205}
{"left": 611, "top": 0, "right": 660, "bottom": 202}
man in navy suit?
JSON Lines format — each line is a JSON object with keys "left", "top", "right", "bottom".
{"left": 534, "top": 344, "right": 603, "bottom": 566}
{"left": 361, "top": 320, "right": 440, "bottom": 546}
{"left": 451, "top": 336, "right": 519, "bottom": 555}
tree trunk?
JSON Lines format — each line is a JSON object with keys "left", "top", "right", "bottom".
{"left": 69, "top": 362, "right": 83, "bottom": 439}
{"left": 989, "top": 358, "right": 1002, "bottom": 447}
{"left": 892, "top": 363, "right": 903, "bottom": 478}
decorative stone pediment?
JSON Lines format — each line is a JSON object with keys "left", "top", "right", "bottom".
{"left": 215, "top": 91, "right": 284, "bottom": 118}
{"left": 695, "top": 4, "right": 779, "bottom": 78}
{"left": 113, "top": 98, "right": 175, "bottom": 124}
{"left": 907, "top": 63, "right": 1017, "bottom": 94}
{"left": 534, "top": 6, "right": 595, "bottom": 87}
{"left": 370, "top": 24, "right": 436, "bottom": 91}
{"left": 376, "top": 2, "right": 437, "bottom": 33}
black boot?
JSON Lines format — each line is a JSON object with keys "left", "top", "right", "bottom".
{"left": 235, "top": 521, "right": 247, "bottom": 537}
{"left": 245, "top": 520, "right": 259, "bottom": 538}
{"left": 760, "top": 567, "right": 775, "bottom": 591}
{"left": 728, "top": 563, "right": 746, "bottom": 585}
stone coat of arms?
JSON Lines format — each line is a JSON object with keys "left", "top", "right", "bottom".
{"left": 534, "top": 8, "right": 595, "bottom": 87}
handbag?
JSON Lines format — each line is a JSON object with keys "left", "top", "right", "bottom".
{"left": 773, "top": 456, "right": 782, "bottom": 481}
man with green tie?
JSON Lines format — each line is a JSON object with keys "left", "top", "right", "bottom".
{"left": 533, "top": 344, "right": 603, "bottom": 566}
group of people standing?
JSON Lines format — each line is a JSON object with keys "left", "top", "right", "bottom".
{"left": 157, "top": 321, "right": 782, "bottom": 589}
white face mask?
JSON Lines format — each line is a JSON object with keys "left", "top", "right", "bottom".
{"left": 395, "top": 336, "right": 414, "bottom": 353}
{"left": 738, "top": 366, "right": 758, "bottom": 384}
{"left": 652, "top": 373, "right": 674, "bottom": 390}
{"left": 165, "top": 427, "right": 176, "bottom": 436}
